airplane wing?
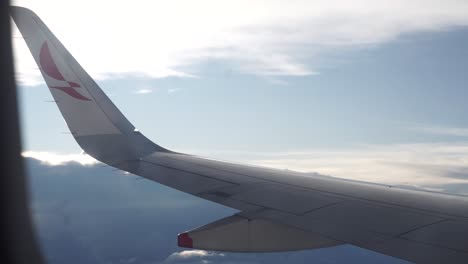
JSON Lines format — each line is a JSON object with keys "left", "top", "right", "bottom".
{"left": 11, "top": 6, "right": 468, "bottom": 263}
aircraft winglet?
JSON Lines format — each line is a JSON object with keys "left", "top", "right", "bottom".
{"left": 11, "top": 6, "right": 168, "bottom": 165}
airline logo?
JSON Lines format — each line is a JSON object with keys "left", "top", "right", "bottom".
{"left": 39, "top": 41, "right": 91, "bottom": 101}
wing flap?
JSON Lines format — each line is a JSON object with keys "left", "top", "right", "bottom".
{"left": 178, "top": 214, "right": 342, "bottom": 252}
{"left": 240, "top": 206, "right": 468, "bottom": 263}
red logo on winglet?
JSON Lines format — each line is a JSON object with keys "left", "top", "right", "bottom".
{"left": 39, "top": 42, "right": 91, "bottom": 101}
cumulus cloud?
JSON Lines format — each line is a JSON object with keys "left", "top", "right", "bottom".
{"left": 12, "top": 0, "right": 468, "bottom": 86}
{"left": 22, "top": 150, "right": 98, "bottom": 166}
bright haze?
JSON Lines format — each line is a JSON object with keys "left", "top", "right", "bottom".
{"left": 12, "top": 0, "right": 468, "bottom": 263}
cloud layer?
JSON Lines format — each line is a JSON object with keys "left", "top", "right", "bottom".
{"left": 180, "top": 141, "right": 468, "bottom": 194}
{"left": 25, "top": 139, "right": 468, "bottom": 195}
{"left": 22, "top": 150, "right": 97, "bottom": 166}
{"left": 12, "top": 0, "right": 468, "bottom": 86}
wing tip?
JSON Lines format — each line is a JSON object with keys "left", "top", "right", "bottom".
{"left": 10, "top": 6, "right": 39, "bottom": 22}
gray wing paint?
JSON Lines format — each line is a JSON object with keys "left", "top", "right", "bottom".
{"left": 11, "top": 6, "right": 468, "bottom": 263}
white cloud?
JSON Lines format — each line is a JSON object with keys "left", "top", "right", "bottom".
{"left": 164, "top": 250, "right": 225, "bottom": 263}
{"left": 22, "top": 151, "right": 98, "bottom": 166}
{"left": 134, "top": 89, "right": 153, "bottom": 94}
{"left": 12, "top": 0, "right": 468, "bottom": 86}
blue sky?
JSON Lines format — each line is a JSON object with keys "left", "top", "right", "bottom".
{"left": 11, "top": 1, "right": 468, "bottom": 263}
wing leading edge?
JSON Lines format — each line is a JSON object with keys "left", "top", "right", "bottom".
{"left": 12, "top": 6, "right": 468, "bottom": 263}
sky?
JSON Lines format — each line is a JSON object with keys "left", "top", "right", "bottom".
{"left": 11, "top": 0, "right": 468, "bottom": 263}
